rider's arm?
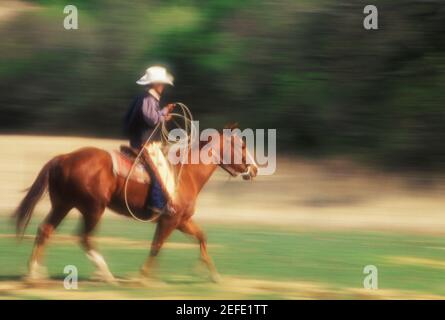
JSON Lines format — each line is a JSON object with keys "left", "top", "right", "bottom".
{"left": 141, "top": 96, "right": 169, "bottom": 127}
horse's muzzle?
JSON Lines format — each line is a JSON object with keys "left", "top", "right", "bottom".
{"left": 241, "top": 164, "right": 258, "bottom": 180}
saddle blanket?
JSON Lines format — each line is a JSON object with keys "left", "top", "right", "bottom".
{"left": 108, "top": 143, "right": 176, "bottom": 200}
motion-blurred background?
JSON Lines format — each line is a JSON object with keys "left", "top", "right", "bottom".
{"left": 1, "top": 0, "right": 445, "bottom": 169}
{"left": 1, "top": 0, "right": 445, "bottom": 299}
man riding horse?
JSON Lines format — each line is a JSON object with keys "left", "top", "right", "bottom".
{"left": 124, "top": 66, "right": 176, "bottom": 216}
{"left": 14, "top": 65, "right": 258, "bottom": 283}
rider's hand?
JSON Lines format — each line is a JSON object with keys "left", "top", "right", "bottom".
{"left": 165, "top": 103, "right": 176, "bottom": 113}
{"left": 162, "top": 104, "right": 175, "bottom": 121}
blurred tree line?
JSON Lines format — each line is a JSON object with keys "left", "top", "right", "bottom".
{"left": 1, "top": 0, "right": 445, "bottom": 169}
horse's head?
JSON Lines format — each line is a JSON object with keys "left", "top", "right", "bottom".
{"left": 216, "top": 123, "right": 258, "bottom": 180}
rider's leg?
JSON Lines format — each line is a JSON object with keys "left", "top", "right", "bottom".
{"left": 148, "top": 175, "right": 167, "bottom": 213}
{"left": 141, "top": 147, "right": 176, "bottom": 216}
{"left": 140, "top": 149, "right": 167, "bottom": 214}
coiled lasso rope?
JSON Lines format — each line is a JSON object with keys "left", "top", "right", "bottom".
{"left": 123, "top": 102, "right": 195, "bottom": 222}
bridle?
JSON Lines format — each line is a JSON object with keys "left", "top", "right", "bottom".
{"left": 219, "top": 162, "right": 254, "bottom": 178}
{"left": 215, "top": 134, "right": 257, "bottom": 179}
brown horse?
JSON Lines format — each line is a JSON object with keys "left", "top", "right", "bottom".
{"left": 13, "top": 127, "right": 258, "bottom": 282}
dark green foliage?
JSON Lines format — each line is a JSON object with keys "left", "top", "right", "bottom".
{"left": 1, "top": 0, "right": 445, "bottom": 169}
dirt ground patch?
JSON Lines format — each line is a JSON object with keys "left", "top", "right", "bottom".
{"left": 0, "top": 276, "right": 442, "bottom": 300}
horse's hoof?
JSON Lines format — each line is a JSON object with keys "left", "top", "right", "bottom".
{"left": 140, "top": 266, "right": 158, "bottom": 279}
{"left": 24, "top": 274, "right": 48, "bottom": 284}
{"left": 27, "top": 262, "right": 49, "bottom": 281}
{"left": 139, "top": 267, "right": 151, "bottom": 279}
{"left": 138, "top": 268, "right": 166, "bottom": 287}
{"left": 209, "top": 272, "right": 222, "bottom": 284}
{"left": 91, "top": 270, "right": 117, "bottom": 285}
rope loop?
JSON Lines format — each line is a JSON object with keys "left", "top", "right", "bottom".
{"left": 123, "top": 102, "right": 194, "bottom": 222}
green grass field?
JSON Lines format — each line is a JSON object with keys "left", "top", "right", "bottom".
{"left": 1, "top": 215, "right": 445, "bottom": 299}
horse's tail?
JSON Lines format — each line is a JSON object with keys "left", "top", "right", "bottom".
{"left": 13, "top": 158, "right": 56, "bottom": 238}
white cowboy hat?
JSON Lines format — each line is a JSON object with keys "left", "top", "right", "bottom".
{"left": 136, "top": 66, "right": 174, "bottom": 86}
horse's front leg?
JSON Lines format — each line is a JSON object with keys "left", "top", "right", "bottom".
{"left": 141, "top": 214, "right": 177, "bottom": 278}
{"left": 177, "top": 219, "right": 221, "bottom": 283}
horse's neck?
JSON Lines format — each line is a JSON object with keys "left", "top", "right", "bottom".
{"left": 173, "top": 140, "right": 220, "bottom": 195}
{"left": 177, "top": 162, "right": 218, "bottom": 194}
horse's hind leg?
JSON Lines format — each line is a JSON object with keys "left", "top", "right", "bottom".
{"left": 177, "top": 219, "right": 221, "bottom": 283}
{"left": 78, "top": 203, "right": 115, "bottom": 283}
{"left": 28, "top": 204, "right": 71, "bottom": 280}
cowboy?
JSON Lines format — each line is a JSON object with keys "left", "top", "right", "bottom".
{"left": 124, "top": 66, "right": 176, "bottom": 215}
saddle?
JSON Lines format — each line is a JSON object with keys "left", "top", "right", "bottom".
{"left": 109, "top": 146, "right": 150, "bottom": 184}
{"left": 109, "top": 143, "right": 177, "bottom": 201}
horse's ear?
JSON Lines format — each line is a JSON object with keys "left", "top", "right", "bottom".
{"left": 224, "top": 122, "right": 239, "bottom": 130}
